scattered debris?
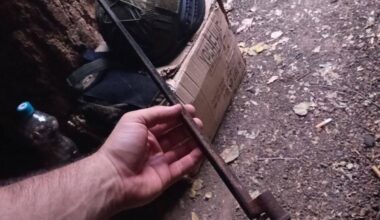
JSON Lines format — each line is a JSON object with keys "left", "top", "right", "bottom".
{"left": 220, "top": 145, "right": 240, "bottom": 163}
{"left": 315, "top": 118, "right": 333, "bottom": 129}
{"left": 319, "top": 63, "right": 340, "bottom": 85}
{"left": 271, "top": 31, "right": 283, "bottom": 39}
{"left": 168, "top": 0, "right": 380, "bottom": 219}
{"left": 293, "top": 102, "right": 316, "bottom": 116}
{"left": 267, "top": 76, "right": 279, "bottom": 85}
{"left": 363, "top": 134, "right": 376, "bottom": 148}
{"left": 237, "top": 130, "right": 257, "bottom": 139}
{"left": 236, "top": 18, "right": 253, "bottom": 33}
{"left": 189, "top": 179, "right": 204, "bottom": 198}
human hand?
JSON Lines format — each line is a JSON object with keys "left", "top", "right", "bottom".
{"left": 97, "top": 104, "right": 203, "bottom": 210}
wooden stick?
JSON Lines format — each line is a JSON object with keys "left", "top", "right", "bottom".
{"left": 372, "top": 165, "right": 380, "bottom": 179}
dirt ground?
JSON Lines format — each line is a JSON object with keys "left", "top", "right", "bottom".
{"left": 156, "top": 0, "right": 380, "bottom": 219}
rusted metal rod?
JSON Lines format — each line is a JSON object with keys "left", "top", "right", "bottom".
{"left": 97, "top": 1, "right": 289, "bottom": 219}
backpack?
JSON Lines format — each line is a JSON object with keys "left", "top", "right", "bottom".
{"left": 66, "top": 50, "right": 162, "bottom": 137}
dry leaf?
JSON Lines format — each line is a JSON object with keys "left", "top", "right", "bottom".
{"left": 271, "top": 31, "right": 283, "bottom": 39}
{"left": 239, "top": 45, "right": 257, "bottom": 56}
{"left": 252, "top": 42, "right": 269, "bottom": 53}
{"left": 189, "top": 179, "right": 204, "bottom": 198}
{"left": 293, "top": 102, "right": 316, "bottom": 116}
{"left": 267, "top": 76, "right": 279, "bottom": 84}
{"left": 220, "top": 145, "right": 240, "bottom": 163}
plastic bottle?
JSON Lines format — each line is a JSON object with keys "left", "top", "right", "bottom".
{"left": 17, "top": 101, "right": 78, "bottom": 164}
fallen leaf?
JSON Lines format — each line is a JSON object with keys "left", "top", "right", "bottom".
{"left": 237, "top": 18, "right": 253, "bottom": 33}
{"left": 220, "top": 145, "right": 240, "bottom": 163}
{"left": 239, "top": 45, "right": 257, "bottom": 56}
{"left": 252, "top": 42, "right": 269, "bottom": 53}
{"left": 192, "top": 212, "right": 199, "bottom": 220}
{"left": 271, "top": 31, "right": 283, "bottom": 39}
{"left": 293, "top": 102, "right": 316, "bottom": 116}
{"left": 267, "top": 76, "right": 279, "bottom": 84}
{"left": 189, "top": 179, "right": 204, "bottom": 198}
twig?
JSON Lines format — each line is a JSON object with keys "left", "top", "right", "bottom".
{"left": 257, "top": 157, "right": 298, "bottom": 161}
{"left": 316, "top": 118, "right": 333, "bottom": 129}
{"left": 372, "top": 165, "right": 380, "bottom": 179}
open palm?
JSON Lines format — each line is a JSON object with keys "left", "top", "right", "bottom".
{"left": 99, "top": 105, "right": 203, "bottom": 209}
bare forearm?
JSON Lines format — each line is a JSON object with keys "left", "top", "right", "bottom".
{"left": 0, "top": 153, "right": 122, "bottom": 220}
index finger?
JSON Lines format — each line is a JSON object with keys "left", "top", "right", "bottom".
{"left": 122, "top": 104, "right": 196, "bottom": 128}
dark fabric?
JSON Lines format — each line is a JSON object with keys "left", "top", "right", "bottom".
{"left": 96, "top": 0, "right": 205, "bottom": 66}
{"left": 82, "top": 69, "right": 159, "bottom": 109}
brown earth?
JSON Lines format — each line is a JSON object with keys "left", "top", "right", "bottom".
{"left": 158, "top": 0, "right": 380, "bottom": 219}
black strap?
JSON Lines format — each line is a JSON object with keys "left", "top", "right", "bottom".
{"left": 66, "top": 58, "right": 110, "bottom": 91}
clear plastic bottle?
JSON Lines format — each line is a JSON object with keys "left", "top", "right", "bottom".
{"left": 17, "top": 101, "right": 78, "bottom": 164}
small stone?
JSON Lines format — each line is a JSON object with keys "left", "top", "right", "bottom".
{"left": 271, "top": 31, "right": 283, "bottom": 39}
{"left": 204, "top": 192, "right": 213, "bottom": 200}
{"left": 249, "top": 190, "right": 260, "bottom": 199}
{"left": 363, "top": 134, "right": 376, "bottom": 148}
{"left": 312, "top": 46, "right": 321, "bottom": 53}
{"left": 346, "top": 163, "right": 354, "bottom": 170}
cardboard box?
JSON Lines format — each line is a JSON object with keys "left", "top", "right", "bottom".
{"left": 160, "top": 2, "right": 246, "bottom": 139}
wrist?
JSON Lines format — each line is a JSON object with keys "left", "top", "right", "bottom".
{"left": 90, "top": 152, "right": 126, "bottom": 216}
